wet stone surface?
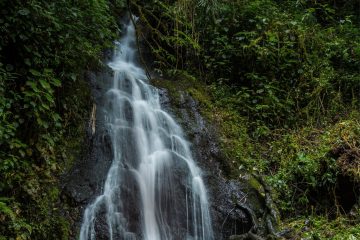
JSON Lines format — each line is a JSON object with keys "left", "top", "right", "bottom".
{"left": 63, "top": 76, "right": 269, "bottom": 239}
{"left": 157, "top": 88, "right": 267, "bottom": 239}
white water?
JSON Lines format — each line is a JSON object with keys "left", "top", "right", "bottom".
{"left": 79, "top": 18, "right": 213, "bottom": 240}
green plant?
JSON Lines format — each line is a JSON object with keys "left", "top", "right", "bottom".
{"left": 0, "top": 0, "right": 126, "bottom": 238}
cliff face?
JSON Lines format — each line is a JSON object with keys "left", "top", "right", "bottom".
{"left": 61, "top": 70, "right": 114, "bottom": 239}
{"left": 154, "top": 77, "right": 279, "bottom": 239}
{"left": 62, "top": 67, "right": 278, "bottom": 239}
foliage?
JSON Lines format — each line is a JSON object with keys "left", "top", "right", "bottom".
{"left": 131, "top": 0, "right": 205, "bottom": 70}
{"left": 138, "top": 0, "right": 360, "bottom": 237}
{"left": 283, "top": 216, "right": 360, "bottom": 240}
{"left": 201, "top": 0, "right": 360, "bottom": 130}
{"left": 138, "top": 0, "right": 360, "bottom": 128}
{"left": 0, "top": 0, "right": 125, "bottom": 239}
{"left": 265, "top": 113, "right": 360, "bottom": 214}
{"left": 1, "top": 0, "right": 359, "bottom": 238}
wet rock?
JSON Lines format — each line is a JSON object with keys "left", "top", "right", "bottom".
{"left": 64, "top": 126, "right": 113, "bottom": 205}
{"left": 63, "top": 73, "right": 277, "bottom": 239}
{"left": 229, "top": 232, "right": 265, "bottom": 240}
{"left": 277, "top": 228, "right": 294, "bottom": 238}
{"left": 61, "top": 71, "right": 116, "bottom": 239}
{"left": 157, "top": 86, "right": 276, "bottom": 239}
{"left": 93, "top": 206, "right": 110, "bottom": 240}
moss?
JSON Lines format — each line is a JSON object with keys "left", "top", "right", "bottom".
{"left": 239, "top": 174, "right": 266, "bottom": 213}
{"left": 151, "top": 70, "right": 201, "bottom": 103}
{"left": 247, "top": 176, "right": 265, "bottom": 197}
{"left": 58, "top": 217, "right": 70, "bottom": 240}
{"left": 152, "top": 70, "right": 360, "bottom": 236}
{"left": 263, "top": 110, "right": 360, "bottom": 214}
{"left": 152, "top": 71, "right": 263, "bottom": 178}
{"left": 48, "top": 187, "right": 60, "bottom": 203}
{"left": 283, "top": 216, "right": 360, "bottom": 239}
{"left": 60, "top": 75, "right": 91, "bottom": 172}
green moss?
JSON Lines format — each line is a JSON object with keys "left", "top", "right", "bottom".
{"left": 154, "top": 70, "right": 360, "bottom": 232}
{"left": 199, "top": 83, "right": 360, "bottom": 215}
{"left": 48, "top": 187, "right": 60, "bottom": 203}
{"left": 284, "top": 216, "right": 360, "bottom": 240}
{"left": 58, "top": 217, "right": 70, "bottom": 240}
{"left": 248, "top": 176, "right": 265, "bottom": 196}
{"left": 157, "top": 72, "right": 360, "bottom": 237}
{"left": 263, "top": 111, "right": 360, "bottom": 213}
{"left": 152, "top": 70, "right": 202, "bottom": 103}
{"left": 152, "top": 71, "right": 266, "bottom": 178}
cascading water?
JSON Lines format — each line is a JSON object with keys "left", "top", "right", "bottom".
{"left": 79, "top": 17, "right": 214, "bottom": 240}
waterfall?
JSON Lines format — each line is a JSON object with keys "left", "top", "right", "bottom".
{"left": 79, "top": 17, "right": 214, "bottom": 240}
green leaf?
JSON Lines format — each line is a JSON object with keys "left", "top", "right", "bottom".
{"left": 26, "top": 81, "right": 40, "bottom": 93}
{"left": 70, "top": 74, "right": 77, "bottom": 81}
{"left": 0, "top": 201, "right": 15, "bottom": 219}
{"left": 51, "top": 78, "right": 61, "bottom": 87}
{"left": 29, "top": 69, "right": 41, "bottom": 76}
{"left": 41, "top": 103, "right": 50, "bottom": 110}
{"left": 39, "top": 79, "right": 50, "bottom": 90}
{"left": 18, "top": 9, "right": 30, "bottom": 16}
{"left": 44, "top": 93, "right": 54, "bottom": 104}
{"left": 24, "top": 59, "right": 31, "bottom": 66}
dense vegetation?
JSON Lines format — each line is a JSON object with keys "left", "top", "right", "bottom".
{"left": 133, "top": 0, "right": 360, "bottom": 238}
{"left": 1, "top": 0, "right": 359, "bottom": 239}
{"left": 0, "top": 0, "right": 126, "bottom": 239}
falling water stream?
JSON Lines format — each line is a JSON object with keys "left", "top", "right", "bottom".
{"left": 79, "top": 18, "right": 214, "bottom": 240}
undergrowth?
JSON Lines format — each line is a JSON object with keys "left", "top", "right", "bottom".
{"left": 0, "top": 1, "right": 126, "bottom": 239}
{"left": 137, "top": 0, "right": 360, "bottom": 237}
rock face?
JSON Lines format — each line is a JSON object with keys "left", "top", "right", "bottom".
{"left": 61, "top": 71, "right": 115, "bottom": 239}
{"left": 158, "top": 88, "right": 272, "bottom": 239}
{"left": 62, "top": 74, "right": 275, "bottom": 239}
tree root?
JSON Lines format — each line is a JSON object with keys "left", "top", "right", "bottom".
{"left": 229, "top": 232, "right": 265, "bottom": 240}
{"left": 231, "top": 174, "right": 282, "bottom": 240}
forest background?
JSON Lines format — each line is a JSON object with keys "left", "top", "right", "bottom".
{"left": 0, "top": 0, "right": 359, "bottom": 239}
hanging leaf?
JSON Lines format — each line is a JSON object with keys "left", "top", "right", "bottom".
{"left": 39, "top": 79, "right": 50, "bottom": 90}
{"left": 18, "top": 9, "right": 30, "bottom": 16}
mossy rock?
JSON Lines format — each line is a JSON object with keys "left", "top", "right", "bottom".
{"left": 152, "top": 73, "right": 280, "bottom": 238}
